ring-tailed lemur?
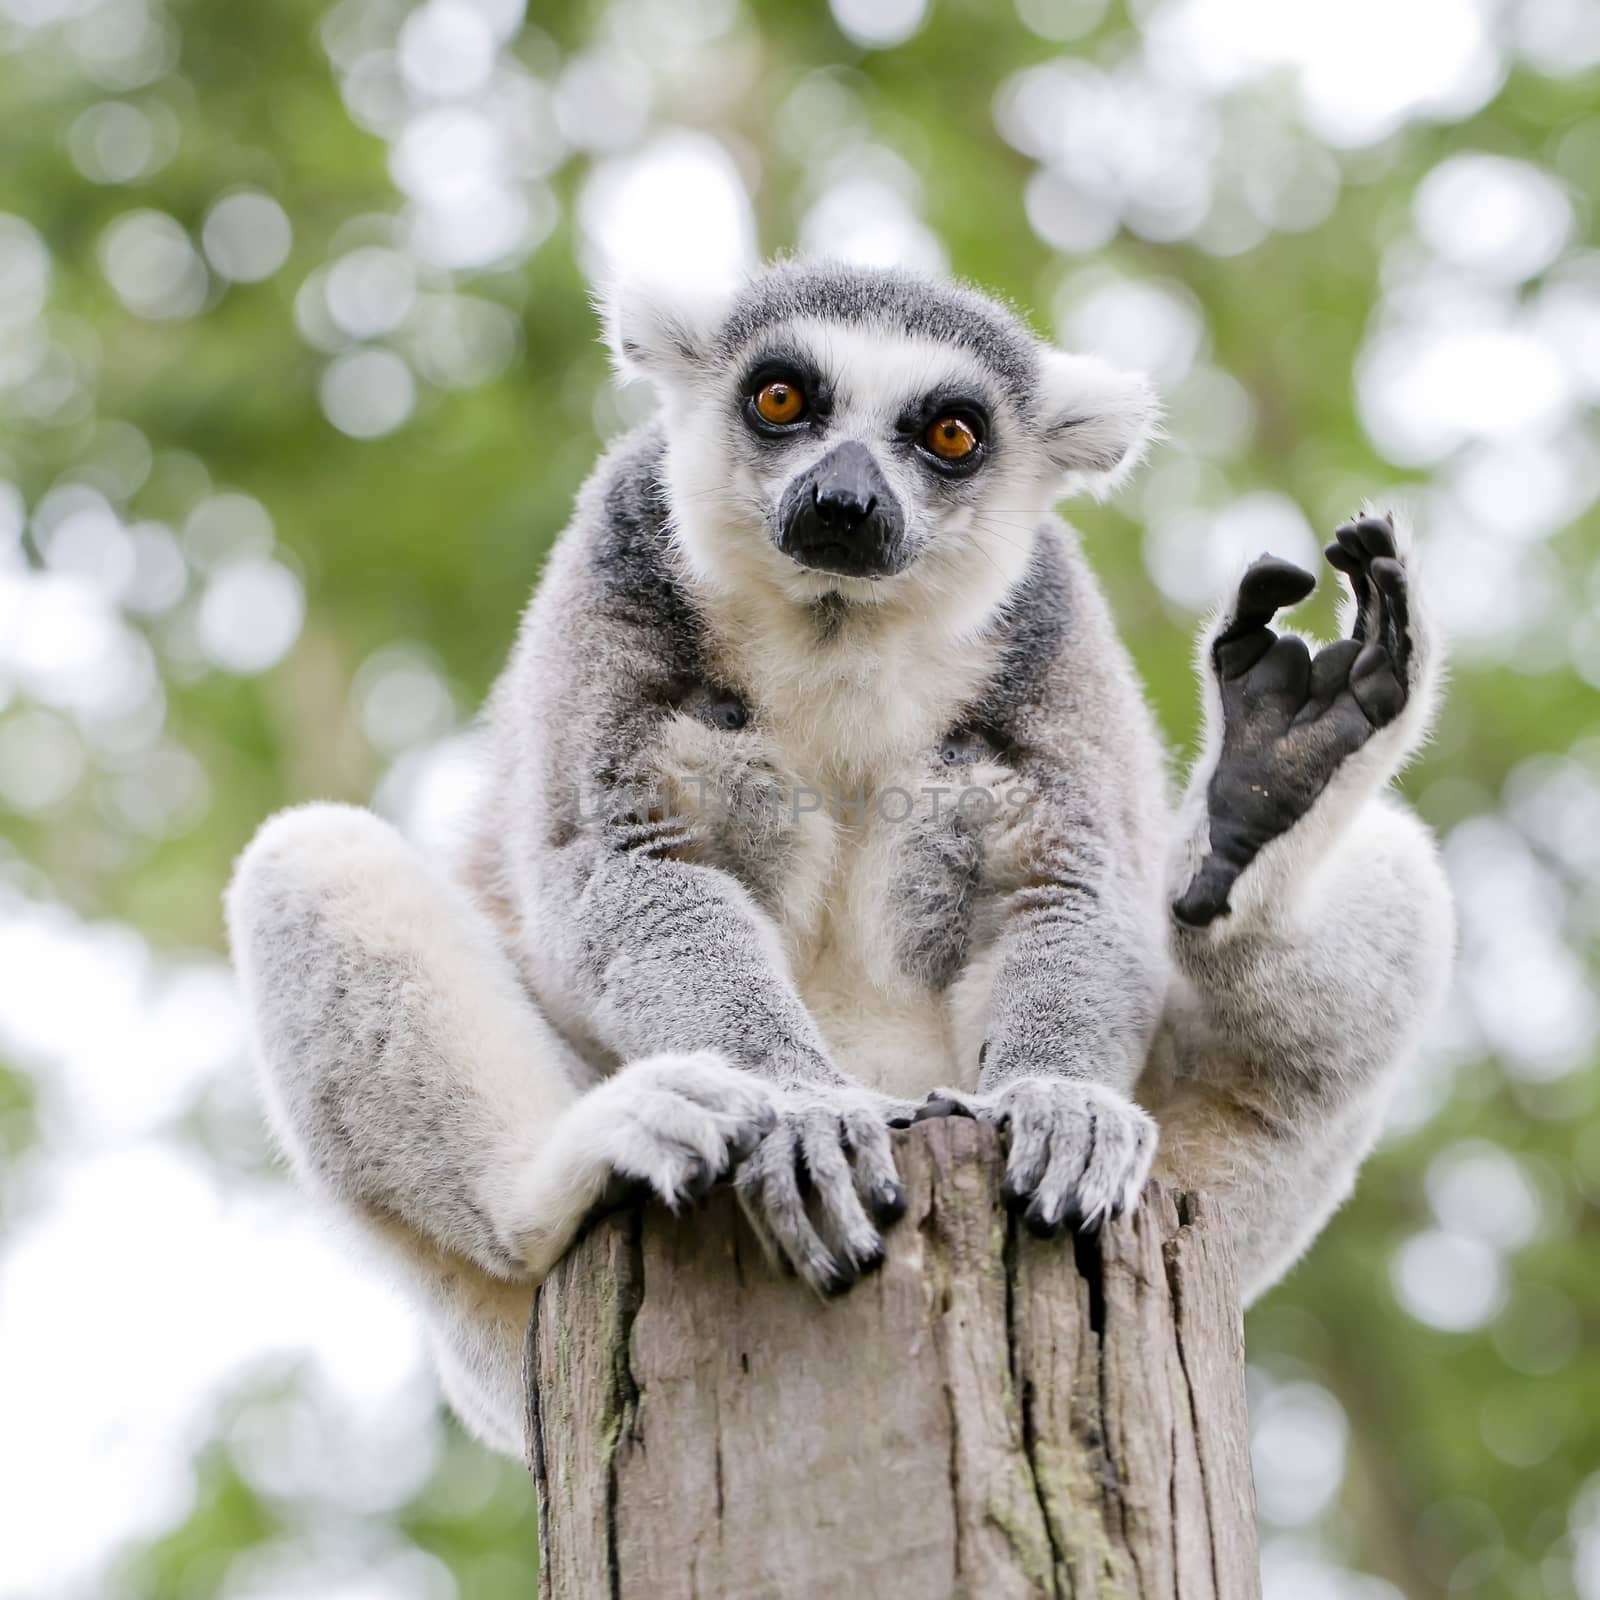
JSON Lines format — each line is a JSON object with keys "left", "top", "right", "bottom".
{"left": 227, "top": 261, "right": 1454, "bottom": 1456}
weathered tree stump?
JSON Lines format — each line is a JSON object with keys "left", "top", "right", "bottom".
{"left": 525, "top": 1116, "right": 1259, "bottom": 1599}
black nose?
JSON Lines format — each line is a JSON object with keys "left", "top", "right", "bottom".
{"left": 777, "top": 441, "right": 908, "bottom": 579}
{"left": 813, "top": 476, "right": 875, "bottom": 532}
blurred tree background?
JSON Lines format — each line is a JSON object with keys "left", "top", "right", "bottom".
{"left": 1, "top": 0, "right": 1598, "bottom": 1595}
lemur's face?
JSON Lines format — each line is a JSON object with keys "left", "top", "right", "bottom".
{"left": 606, "top": 263, "right": 1157, "bottom": 618}
{"left": 718, "top": 323, "right": 1018, "bottom": 583}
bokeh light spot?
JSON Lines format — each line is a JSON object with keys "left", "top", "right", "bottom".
{"left": 1413, "top": 155, "right": 1572, "bottom": 284}
{"left": 829, "top": 0, "right": 926, "bottom": 49}
{"left": 98, "top": 210, "right": 208, "bottom": 320}
{"left": 320, "top": 348, "right": 417, "bottom": 439}
{"left": 1391, "top": 1229, "right": 1507, "bottom": 1332}
{"left": 196, "top": 559, "right": 305, "bottom": 674}
{"left": 202, "top": 192, "right": 294, "bottom": 284}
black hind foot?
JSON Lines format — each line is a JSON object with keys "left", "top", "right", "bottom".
{"left": 1172, "top": 515, "right": 1414, "bottom": 929}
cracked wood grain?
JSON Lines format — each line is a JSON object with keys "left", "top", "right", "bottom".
{"left": 526, "top": 1118, "right": 1259, "bottom": 1600}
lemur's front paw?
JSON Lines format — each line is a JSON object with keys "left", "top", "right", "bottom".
{"left": 735, "top": 1086, "right": 909, "bottom": 1296}
{"left": 1174, "top": 515, "right": 1418, "bottom": 929}
{"left": 915, "top": 1078, "right": 1155, "bottom": 1236}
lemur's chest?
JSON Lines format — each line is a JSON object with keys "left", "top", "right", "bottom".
{"left": 646, "top": 613, "right": 1026, "bottom": 1091}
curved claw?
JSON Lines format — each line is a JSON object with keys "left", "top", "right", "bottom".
{"left": 912, "top": 1079, "right": 1157, "bottom": 1235}
{"left": 841, "top": 1106, "right": 908, "bottom": 1223}
{"left": 913, "top": 1092, "right": 976, "bottom": 1122}
{"left": 990, "top": 1079, "right": 1155, "bottom": 1235}
{"left": 736, "top": 1120, "right": 843, "bottom": 1291}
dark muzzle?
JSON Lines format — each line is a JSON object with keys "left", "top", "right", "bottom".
{"left": 777, "top": 441, "right": 908, "bottom": 579}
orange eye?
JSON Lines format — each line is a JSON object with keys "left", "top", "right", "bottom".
{"left": 925, "top": 414, "right": 979, "bottom": 462}
{"left": 754, "top": 378, "right": 806, "bottom": 426}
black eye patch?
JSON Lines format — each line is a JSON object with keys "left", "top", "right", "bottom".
{"left": 738, "top": 350, "right": 831, "bottom": 423}
{"left": 895, "top": 392, "right": 991, "bottom": 433}
{"left": 896, "top": 393, "right": 993, "bottom": 476}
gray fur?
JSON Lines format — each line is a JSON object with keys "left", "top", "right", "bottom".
{"left": 968, "top": 534, "right": 1074, "bottom": 733}
{"left": 227, "top": 260, "right": 1453, "bottom": 1457}
{"left": 887, "top": 793, "right": 986, "bottom": 991}
{"left": 717, "top": 259, "right": 1042, "bottom": 407}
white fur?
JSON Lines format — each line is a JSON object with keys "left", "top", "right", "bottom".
{"left": 598, "top": 274, "right": 733, "bottom": 386}
{"left": 229, "top": 279, "right": 1452, "bottom": 1458}
{"left": 1153, "top": 797, "right": 1455, "bottom": 1299}
{"left": 666, "top": 322, "right": 1053, "bottom": 635}
{"left": 1037, "top": 349, "right": 1162, "bottom": 498}
{"left": 227, "top": 804, "right": 778, "bottom": 1452}
{"left": 651, "top": 317, "right": 1063, "bottom": 1054}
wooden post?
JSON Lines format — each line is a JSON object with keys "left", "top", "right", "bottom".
{"left": 525, "top": 1116, "right": 1260, "bottom": 1599}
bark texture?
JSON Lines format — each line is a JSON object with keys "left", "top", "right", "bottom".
{"left": 525, "top": 1116, "right": 1259, "bottom": 1600}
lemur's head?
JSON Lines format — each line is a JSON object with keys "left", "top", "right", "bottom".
{"left": 603, "top": 260, "right": 1157, "bottom": 618}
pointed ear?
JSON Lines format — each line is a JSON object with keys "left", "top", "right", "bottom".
{"left": 1038, "top": 351, "right": 1160, "bottom": 498}
{"left": 597, "top": 276, "right": 733, "bottom": 388}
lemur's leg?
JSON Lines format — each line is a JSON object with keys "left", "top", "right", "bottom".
{"left": 226, "top": 804, "right": 777, "bottom": 1452}
{"left": 1152, "top": 514, "right": 1454, "bottom": 1301}
{"left": 1150, "top": 798, "right": 1452, "bottom": 1299}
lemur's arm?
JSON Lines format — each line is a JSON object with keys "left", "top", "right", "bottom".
{"left": 514, "top": 566, "right": 842, "bottom": 1089}
{"left": 501, "top": 519, "right": 909, "bottom": 1292}
{"left": 918, "top": 539, "right": 1172, "bottom": 1232}
{"left": 549, "top": 822, "right": 841, "bottom": 1084}
{"left": 943, "top": 744, "right": 1170, "bottom": 1233}
{"left": 1150, "top": 515, "right": 1453, "bottom": 1296}
{"left": 543, "top": 778, "right": 913, "bottom": 1291}
{"left": 976, "top": 761, "right": 1169, "bottom": 1097}
{"left": 974, "top": 538, "right": 1173, "bottom": 1095}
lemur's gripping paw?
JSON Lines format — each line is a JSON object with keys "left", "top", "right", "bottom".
{"left": 736, "top": 1087, "right": 909, "bottom": 1296}
{"left": 914, "top": 1078, "right": 1155, "bottom": 1236}
{"left": 1173, "top": 516, "right": 1416, "bottom": 929}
